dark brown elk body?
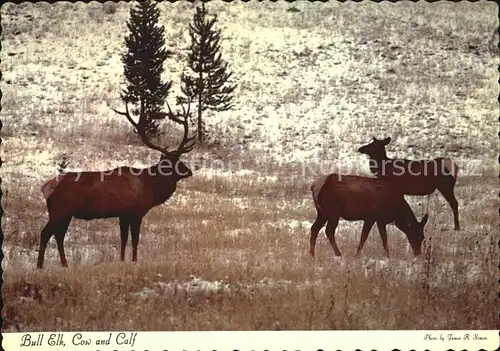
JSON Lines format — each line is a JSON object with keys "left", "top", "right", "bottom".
{"left": 37, "top": 101, "right": 196, "bottom": 269}
{"left": 309, "top": 174, "right": 428, "bottom": 258}
{"left": 358, "top": 137, "right": 459, "bottom": 230}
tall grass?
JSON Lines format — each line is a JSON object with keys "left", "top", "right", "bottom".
{"left": 1, "top": 1, "right": 497, "bottom": 332}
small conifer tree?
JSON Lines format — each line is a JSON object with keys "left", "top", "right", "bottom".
{"left": 57, "top": 154, "right": 70, "bottom": 174}
{"left": 120, "top": 0, "right": 172, "bottom": 138}
{"left": 180, "top": 2, "right": 237, "bottom": 144}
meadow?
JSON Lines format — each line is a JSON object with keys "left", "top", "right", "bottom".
{"left": 1, "top": 1, "right": 498, "bottom": 331}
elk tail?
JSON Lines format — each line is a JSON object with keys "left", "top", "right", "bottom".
{"left": 41, "top": 175, "right": 64, "bottom": 201}
{"left": 310, "top": 175, "right": 328, "bottom": 214}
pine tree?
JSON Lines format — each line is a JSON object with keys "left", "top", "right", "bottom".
{"left": 181, "top": 2, "right": 237, "bottom": 144}
{"left": 120, "top": 0, "right": 172, "bottom": 138}
{"left": 57, "top": 154, "right": 70, "bottom": 174}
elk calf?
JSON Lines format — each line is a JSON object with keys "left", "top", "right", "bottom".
{"left": 358, "top": 137, "right": 459, "bottom": 230}
{"left": 309, "top": 174, "right": 428, "bottom": 258}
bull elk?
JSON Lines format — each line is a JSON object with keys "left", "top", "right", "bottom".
{"left": 37, "top": 100, "right": 196, "bottom": 269}
{"left": 358, "top": 137, "right": 459, "bottom": 230}
{"left": 309, "top": 174, "right": 428, "bottom": 258}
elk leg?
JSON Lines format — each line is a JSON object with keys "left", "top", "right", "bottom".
{"left": 119, "top": 216, "right": 131, "bottom": 261}
{"left": 324, "top": 217, "right": 341, "bottom": 257}
{"left": 310, "top": 213, "right": 327, "bottom": 257}
{"left": 376, "top": 222, "right": 389, "bottom": 258}
{"left": 356, "top": 220, "right": 375, "bottom": 257}
{"left": 54, "top": 217, "right": 72, "bottom": 268}
{"left": 54, "top": 237, "right": 67, "bottom": 268}
{"left": 130, "top": 217, "right": 143, "bottom": 263}
{"left": 37, "top": 222, "right": 54, "bottom": 269}
{"left": 437, "top": 183, "right": 460, "bottom": 231}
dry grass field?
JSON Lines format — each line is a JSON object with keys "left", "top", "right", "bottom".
{"left": 1, "top": 1, "right": 498, "bottom": 331}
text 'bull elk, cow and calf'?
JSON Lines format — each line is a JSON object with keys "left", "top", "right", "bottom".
{"left": 37, "top": 108, "right": 460, "bottom": 268}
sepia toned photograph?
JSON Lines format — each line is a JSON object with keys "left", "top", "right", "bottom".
{"left": 1, "top": 0, "right": 498, "bottom": 341}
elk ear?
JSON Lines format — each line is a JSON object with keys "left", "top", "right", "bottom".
{"left": 382, "top": 137, "right": 391, "bottom": 145}
{"left": 372, "top": 136, "right": 378, "bottom": 141}
{"left": 420, "top": 214, "right": 429, "bottom": 227}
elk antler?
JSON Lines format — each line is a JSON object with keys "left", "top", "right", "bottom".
{"left": 112, "top": 99, "right": 168, "bottom": 155}
{"left": 113, "top": 98, "right": 196, "bottom": 155}
{"left": 166, "top": 98, "right": 197, "bottom": 154}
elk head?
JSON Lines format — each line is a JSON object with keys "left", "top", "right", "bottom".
{"left": 357, "top": 137, "right": 391, "bottom": 160}
{"left": 113, "top": 98, "right": 197, "bottom": 179}
{"left": 397, "top": 213, "right": 428, "bottom": 257}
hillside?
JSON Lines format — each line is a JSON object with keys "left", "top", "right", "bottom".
{"left": 1, "top": 1, "right": 498, "bottom": 332}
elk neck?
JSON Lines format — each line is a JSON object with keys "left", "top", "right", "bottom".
{"left": 141, "top": 158, "right": 185, "bottom": 204}
{"left": 393, "top": 201, "right": 417, "bottom": 232}
{"left": 369, "top": 151, "right": 391, "bottom": 176}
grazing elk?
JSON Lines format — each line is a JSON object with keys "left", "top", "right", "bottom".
{"left": 358, "top": 137, "right": 460, "bottom": 230}
{"left": 37, "top": 100, "right": 196, "bottom": 269}
{"left": 309, "top": 174, "right": 428, "bottom": 258}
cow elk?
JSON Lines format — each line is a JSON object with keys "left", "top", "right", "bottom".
{"left": 358, "top": 137, "right": 459, "bottom": 230}
{"left": 309, "top": 174, "right": 428, "bottom": 258}
{"left": 37, "top": 100, "right": 196, "bottom": 269}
